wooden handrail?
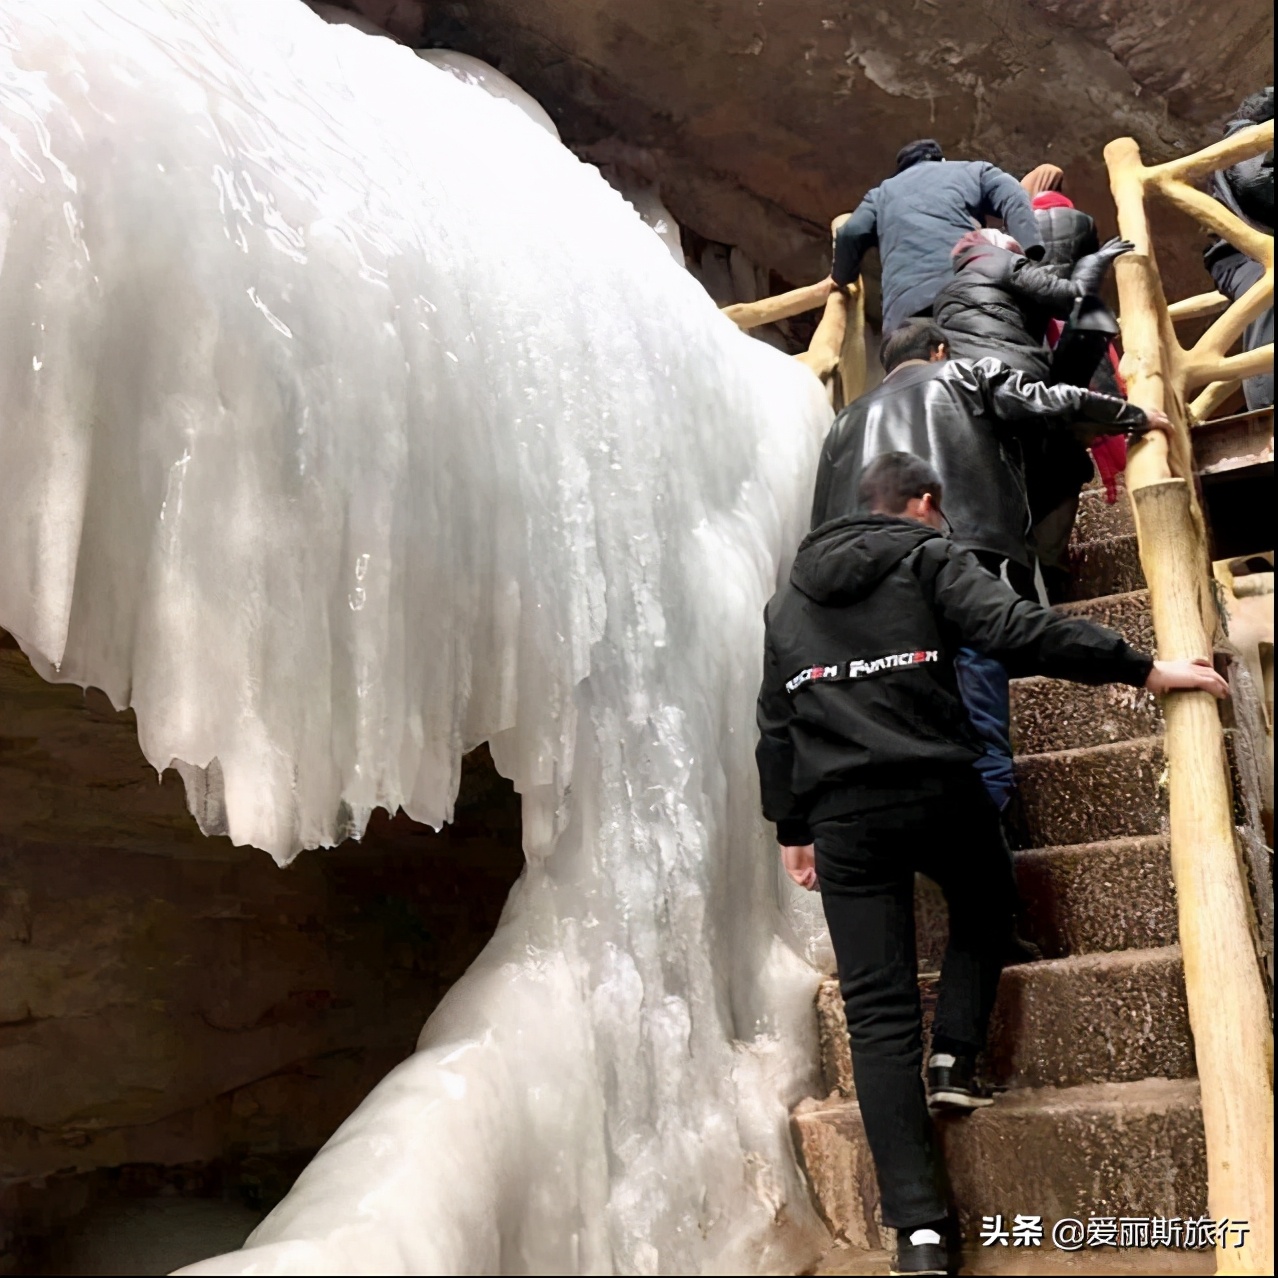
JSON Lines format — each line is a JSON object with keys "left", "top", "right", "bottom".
{"left": 723, "top": 213, "right": 867, "bottom": 410}
{"left": 1106, "top": 129, "right": 1274, "bottom": 1277}
{"left": 723, "top": 278, "right": 834, "bottom": 330}
{"left": 1168, "top": 291, "right": 1230, "bottom": 322}
{"left": 1189, "top": 379, "right": 1243, "bottom": 424}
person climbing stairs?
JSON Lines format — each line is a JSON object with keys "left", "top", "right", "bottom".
{"left": 793, "top": 476, "right": 1230, "bottom": 1277}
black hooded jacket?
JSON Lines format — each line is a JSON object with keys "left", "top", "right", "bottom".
{"left": 809, "top": 358, "right": 1147, "bottom": 568}
{"left": 756, "top": 516, "right": 1153, "bottom": 843}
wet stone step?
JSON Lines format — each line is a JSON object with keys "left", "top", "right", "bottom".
{"left": 1012, "top": 735, "right": 1167, "bottom": 851}
{"left": 1010, "top": 676, "right": 1161, "bottom": 756}
{"left": 815, "top": 943, "right": 1191, "bottom": 1098}
{"left": 913, "top": 835, "right": 1178, "bottom": 969}
{"left": 792, "top": 1077, "right": 1206, "bottom": 1250}
{"left": 1014, "top": 835, "right": 1177, "bottom": 959}
{"left": 1064, "top": 533, "right": 1145, "bottom": 602}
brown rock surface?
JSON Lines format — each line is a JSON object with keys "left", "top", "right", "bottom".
{"left": 324, "top": 0, "right": 1274, "bottom": 302}
{"left": 1013, "top": 735, "right": 1168, "bottom": 849}
{"left": 0, "top": 640, "right": 524, "bottom": 1265}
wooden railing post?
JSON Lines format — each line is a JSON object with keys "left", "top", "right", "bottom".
{"left": 1106, "top": 133, "right": 1275, "bottom": 1278}
{"left": 722, "top": 216, "right": 868, "bottom": 407}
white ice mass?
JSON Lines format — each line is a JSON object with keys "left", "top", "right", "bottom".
{"left": 0, "top": 0, "right": 835, "bottom": 1271}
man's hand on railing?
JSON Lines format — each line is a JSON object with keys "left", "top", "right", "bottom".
{"left": 1132, "top": 407, "right": 1173, "bottom": 439}
{"left": 780, "top": 843, "right": 818, "bottom": 891}
{"left": 1144, "top": 657, "right": 1230, "bottom": 698}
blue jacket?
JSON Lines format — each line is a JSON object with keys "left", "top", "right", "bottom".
{"left": 833, "top": 159, "right": 1043, "bottom": 332}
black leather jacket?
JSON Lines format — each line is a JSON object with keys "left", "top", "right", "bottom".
{"left": 933, "top": 244, "right": 1081, "bottom": 379}
{"left": 809, "top": 359, "right": 1147, "bottom": 568}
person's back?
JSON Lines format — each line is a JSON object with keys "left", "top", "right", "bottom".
{"left": 932, "top": 232, "right": 1077, "bottom": 381}
{"left": 757, "top": 451, "right": 1226, "bottom": 1278}
{"left": 811, "top": 357, "right": 1034, "bottom": 569}
{"left": 831, "top": 141, "right": 1044, "bottom": 334}
{"left": 1203, "top": 87, "right": 1274, "bottom": 410}
{"left": 759, "top": 514, "right": 986, "bottom": 820}
{"left": 811, "top": 321, "right": 1146, "bottom": 575}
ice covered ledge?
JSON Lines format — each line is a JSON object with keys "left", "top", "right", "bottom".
{"left": 1, "top": 1, "right": 835, "bottom": 1271}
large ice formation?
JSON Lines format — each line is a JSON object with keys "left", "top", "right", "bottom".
{"left": 0, "top": 0, "right": 834, "bottom": 1271}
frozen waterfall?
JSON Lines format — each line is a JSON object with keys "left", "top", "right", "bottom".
{"left": 0, "top": 0, "right": 835, "bottom": 1272}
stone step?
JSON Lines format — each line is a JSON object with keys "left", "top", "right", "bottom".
{"left": 1071, "top": 484, "right": 1135, "bottom": 547}
{"left": 1065, "top": 534, "right": 1146, "bottom": 602}
{"left": 915, "top": 838, "right": 1170, "bottom": 966}
{"left": 792, "top": 1077, "right": 1206, "bottom": 1249}
{"left": 985, "top": 946, "right": 1191, "bottom": 1088}
{"left": 1012, "top": 736, "right": 1167, "bottom": 851}
{"left": 1056, "top": 590, "right": 1154, "bottom": 655}
{"left": 1014, "top": 835, "right": 1177, "bottom": 959}
{"left": 913, "top": 835, "right": 1178, "bottom": 972}
{"left": 816, "top": 944, "right": 1191, "bottom": 1096}
{"left": 1010, "top": 676, "right": 1161, "bottom": 756}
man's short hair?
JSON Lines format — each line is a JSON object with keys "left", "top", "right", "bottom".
{"left": 895, "top": 139, "right": 944, "bottom": 173}
{"left": 880, "top": 319, "right": 948, "bottom": 372}
{"left": 858, "top": 452, "right": 944, "bottom": 515}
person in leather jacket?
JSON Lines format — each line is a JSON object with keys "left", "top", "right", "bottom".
{"left": 809, "top": 319, "right": 1162, "bottom": 810}
{"left": 932, "top": 225, "right": 1134, "bottom": 602}
{"left": 1203, "top": 87, "right": 1273, "bottom": 411}
{"left": 810, "top": 320, "right": 1148, "bottom": 577}
{"left": 828, "top": 139, "right": 1044, "bottom": 334}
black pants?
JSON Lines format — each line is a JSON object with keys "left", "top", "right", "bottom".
{"left": 814, "top": 769, "right": 1018, "bottom": 1229}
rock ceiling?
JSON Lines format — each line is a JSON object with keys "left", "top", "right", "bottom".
{"left": 321, "top": 0, "right": 1273, "bottom": 312}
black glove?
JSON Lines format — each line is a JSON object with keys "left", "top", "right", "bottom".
{"left": 1072, "top": 237, "right": 1135, "bottom": 296}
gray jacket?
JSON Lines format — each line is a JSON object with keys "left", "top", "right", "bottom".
{"left": 832, "top": 159, "right": 1043, "bottom": 332}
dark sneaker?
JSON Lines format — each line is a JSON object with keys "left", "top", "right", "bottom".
{"left": 927, "top": 1052, "right": 994, "bottom": 1111}
{"left": 890, "top": 1226, "right": 952, "bottom": 1275}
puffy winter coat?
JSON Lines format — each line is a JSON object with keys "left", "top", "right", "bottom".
{"left": 808, "top": 358, "right": 1146, "bottom": 569}
{"left": 932, "top": 242, "right": 1080, "bottom": 380}
{"left": 756, "top": 515, "right": 1152, "bottom": 841}
{"left": 1033, "top": 200, "right": 1100, "bottom": 274}
{"left": 831, "top": 159, "right": 1044, "bottom": 332}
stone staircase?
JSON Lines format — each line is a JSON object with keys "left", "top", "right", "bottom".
{"left": 793, "top": 484, "right": 1217, "bottom": 1275}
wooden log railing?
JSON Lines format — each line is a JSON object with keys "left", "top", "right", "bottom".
{"left": 721, "top": 215, "right": 867, "bottom": 411}
{"left": 1105, "top": 121, "right": 1274, "bottom": 1277}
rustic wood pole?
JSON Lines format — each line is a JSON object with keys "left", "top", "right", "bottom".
{"left": 723, "top": 279, "right": 833, "bottom": 329}
{"left": 1106, "top": 135, "right": 1275, "bottom": 1278}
